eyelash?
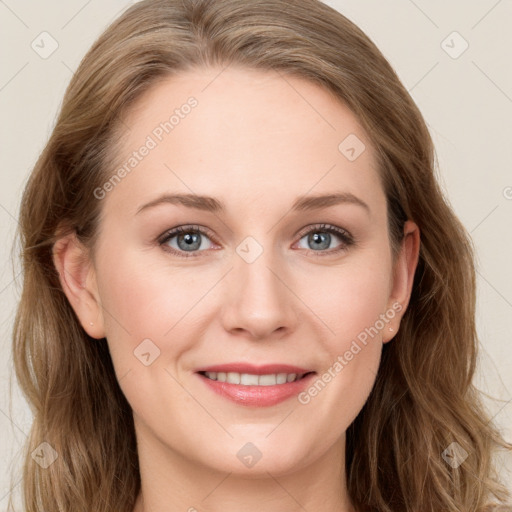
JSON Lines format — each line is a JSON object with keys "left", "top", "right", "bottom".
{"left": 157, "top": 223, "right": 355, "bottom": 259}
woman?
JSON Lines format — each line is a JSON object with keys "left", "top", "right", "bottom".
{"left": 10, "top": 0, "right": 511, "bottom": 510}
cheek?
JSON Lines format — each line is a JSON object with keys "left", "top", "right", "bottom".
{"left": 297, "top": 250, "right": 392, "bottom": 423}
{"left": 97, "top": 242, "right": 213, "bottom": 333}
{"left": 94, "top": 251, "right": 206, "bottom": 425}
{"left": 94, "top": 247, "right": 202, "bottom": 379}
{"left": 310, "top": 251, "right": 393, "bottom": 347}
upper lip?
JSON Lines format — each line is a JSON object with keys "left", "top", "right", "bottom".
{"left": 195, "top": 363, "right": 315, "bottom": 375}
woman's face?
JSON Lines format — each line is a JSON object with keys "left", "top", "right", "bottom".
{"left": 68, "top": 66, "right": 417, "bottom": 478}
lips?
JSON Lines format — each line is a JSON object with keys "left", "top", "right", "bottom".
{"left": 195, "top": 363, "right": 313, "bottom": 375}
{"left": 194, "top": 363, "right": 317, "bottom": 407}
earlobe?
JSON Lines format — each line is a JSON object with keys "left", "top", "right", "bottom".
{"left": 52, "top": 233, "right": 105, "bottom": 339}
{"left": 383, "top": 220, "right": 420, "bottom": 343}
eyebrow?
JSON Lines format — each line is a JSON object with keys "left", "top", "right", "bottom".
{"left": 136, "top": 192, "right": 370, "bottom": 215}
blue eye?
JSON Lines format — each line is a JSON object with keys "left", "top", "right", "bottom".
{"left": 158, "top": 223, "right": 354, "bottom": 258}
{"left": 159, "top": 225, "right": 215, "bottom": 257}
{"left": 296, "top": 223, "right": 354, "bottom": 255}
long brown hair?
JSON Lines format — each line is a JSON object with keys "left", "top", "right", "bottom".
{"left": 10, "top": 0, "right": 511, "bottom": 510}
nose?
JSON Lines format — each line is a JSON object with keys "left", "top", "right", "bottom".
{"left": 220, "top": 245, "right": 299, "bottom": 341}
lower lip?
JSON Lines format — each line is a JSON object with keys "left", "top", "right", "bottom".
{"left": 196, "top": 372, "right": 316, "bottom": 407}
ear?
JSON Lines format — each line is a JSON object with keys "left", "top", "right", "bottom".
{"left": 52, "top": 232, "right": 105, "bottom": 339}
{"left": 382, "top": 220, "right": 420, "bottom": 343}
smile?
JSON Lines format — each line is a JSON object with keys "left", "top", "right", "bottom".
{"left": 196, "top": 370, "right": 317, "bottom": 407}
{"left": 200, "top": 371, "right": 310, "bottom": 385}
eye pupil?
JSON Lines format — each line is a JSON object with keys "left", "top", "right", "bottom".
{"left": 178, "top": 232, "right": 201, "bottom": 250}
{"left": 309, "top": 232, "right": 330, "bottom": 250}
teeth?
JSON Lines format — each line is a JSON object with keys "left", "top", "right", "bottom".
{"left": 276, "top": 373, "right": 288, "bottom": 384}
{"left": 240, "top": 373, "right": 259, "bottom": 385}
{"left": 226, "top": 372, "right": 240, "bottom": 384}
{"left": 203, "top": 371, "right": 303, "bottom": 385}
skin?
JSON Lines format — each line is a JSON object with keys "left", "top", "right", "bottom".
{"left": 53, "top": 66, "right": 420, "bottom": 512}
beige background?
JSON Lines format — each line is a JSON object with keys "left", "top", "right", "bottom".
{"left": 1, "top": 0, "right": 511, "bottom": 506}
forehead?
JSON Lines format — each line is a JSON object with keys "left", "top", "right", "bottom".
{"left": 103, "top": 66, "right": 385, "bottom": 219}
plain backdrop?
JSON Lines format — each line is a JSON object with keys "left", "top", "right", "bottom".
{"left": 1, "top": 0, "right": 511, "bottom": 507}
